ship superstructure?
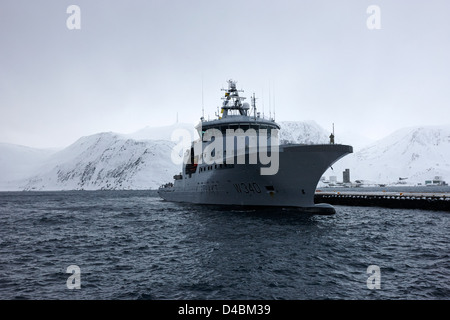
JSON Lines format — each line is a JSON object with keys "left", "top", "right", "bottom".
{"left": 158, "top": 80, "right": 352, "bottom": 214}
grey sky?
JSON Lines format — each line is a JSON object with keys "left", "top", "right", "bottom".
{"left": 1, "top": 0, "right": 449, "bottom": 148}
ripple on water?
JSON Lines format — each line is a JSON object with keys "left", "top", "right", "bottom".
{"left": 0, "top": 191, "right": 448, "bottom": 299}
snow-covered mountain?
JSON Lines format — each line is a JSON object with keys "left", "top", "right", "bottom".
{"left": 124, "top": 122, "right": 197, "bottom": 141}
{"left": 21, "top": 132, "right": 179, "bottom": 191}
{"left": 2, "top": 121, "right": 330, "bottom": 191}
{"left": 323, "top": 125, "right": 450, "bottom": 185}
{"left": 278, "top": 121, "right": 373, "bottom": 151}
{"left": 0, "top": 143, "right": 57, "bottom": 190}
{"left": 278, "top": 121, "right": 329, "bottom": 145}
{"left": 1, "top": 122, "right": 448, "bottom": 190}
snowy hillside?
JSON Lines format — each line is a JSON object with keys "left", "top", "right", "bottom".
{"left": 277, "top": 121, "right": 372, "bottom": 151}
{"left": 22, "top": 132, "right": 179, "bottom": 191}
{"left": 323, "top": 125, "right": 450, "bottom": 185}
{"left": 0, "top": 143, "right": 57, "bottom": 190}
{"left": 1, "top": 122, "right": 449, "bottom": 190}
{"left": 1, "top": 121, "right": 333, "bottom": 191}
{"left": 278, "top": 121, "right": 329, "bottom": 144}
{"left": 125, "top": 122, "right": 197, "bottom": 141}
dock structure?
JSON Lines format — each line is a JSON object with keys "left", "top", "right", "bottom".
{"left": 314, "top": 191, "right": 450, "bottom": 212}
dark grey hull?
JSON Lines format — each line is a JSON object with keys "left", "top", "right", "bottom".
{"left": 158, "top": 144, "right": 353, "bottom": 213}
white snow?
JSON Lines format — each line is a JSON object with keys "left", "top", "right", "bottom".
{"left": 0, "top": 143, "right": 57, "bottom": 190}
{"left": 124, "top": 122, "right": 198, "bottom": 141}
{"left": 278, "top": 121, "right": 329, "bottom": 145}
{"left": 323, "top": 125, "right": 450, "bottom": 185}
{"left": 21, "top": 132, "right": 180, "bottom": 191}
{"left": 1, "top": 122, "right": 449, "bottom": 190}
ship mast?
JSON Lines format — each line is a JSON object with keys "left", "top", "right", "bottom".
{"left": 220, "top": 79, "right": 247, "bottom": 118}
{"left": 251, "top": 92, "right": 257, "bottom": 120}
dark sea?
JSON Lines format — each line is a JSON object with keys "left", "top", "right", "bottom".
{"left": 0, "top": 189, "right": 448, "bottom": 300}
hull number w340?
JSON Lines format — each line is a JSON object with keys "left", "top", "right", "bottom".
{"left": 233, "top": 182, "right": 261, "bottom": 194}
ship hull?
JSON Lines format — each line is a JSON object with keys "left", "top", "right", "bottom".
{"left": 158, "top": 144, "right": 352, "bottom": 213}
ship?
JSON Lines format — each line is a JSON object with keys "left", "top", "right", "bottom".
{"left": 158, "top": 80, "right": 353, "bottom": 214}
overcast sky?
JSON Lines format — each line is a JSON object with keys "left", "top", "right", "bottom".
{"left": 1, "top": 0, "right": 450, "bottom": 148}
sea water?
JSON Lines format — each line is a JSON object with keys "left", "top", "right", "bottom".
{"left": 0, "top": 190, "right": 448, "bottom": 300}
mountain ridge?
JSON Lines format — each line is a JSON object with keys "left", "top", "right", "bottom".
{"left": 1, "top": 122, "right": 449, "bottom": 190}
{"left": 323, "top": 124, "right": 450, "bottom": 185}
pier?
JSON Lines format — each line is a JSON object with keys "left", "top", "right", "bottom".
{"left": 314, "top": 190, "right": 450, "bottom": 212}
